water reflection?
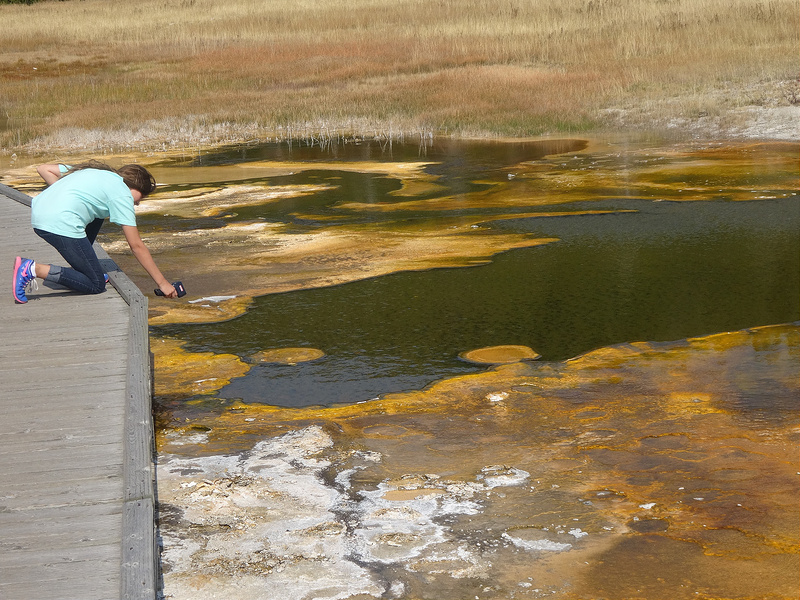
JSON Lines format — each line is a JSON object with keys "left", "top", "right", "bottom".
{"left": 156, "top": 196, "right": 799, "bottom": 406}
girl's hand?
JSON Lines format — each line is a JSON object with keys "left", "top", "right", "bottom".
{"left": 158, "top": 282, "right": 178, "bottom": 298}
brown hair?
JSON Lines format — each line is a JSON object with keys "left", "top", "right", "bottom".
{"left": 64, "top": 160, "right": 157, "bottom": 197}
{"left": 116, "top": 164, "right": 157, "bottom": 197}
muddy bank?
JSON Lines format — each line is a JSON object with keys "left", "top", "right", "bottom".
{"left": 2, "top": 90, "right": 798, "bottom": 157}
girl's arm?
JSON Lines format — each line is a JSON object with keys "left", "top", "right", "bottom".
{"left": 36, "top": 164, "right": 64, "bottom": 185}
{"left": 121, "top": 225, "right": 177, "bottom": 298}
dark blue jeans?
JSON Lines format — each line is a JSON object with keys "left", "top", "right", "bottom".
{"left": 34, "top": 219, "right": 107, "bottom": 294}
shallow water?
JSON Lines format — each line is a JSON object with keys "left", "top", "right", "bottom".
{"left": 152, "top": 140, "right": 799, "bottom": 407}
{"left": 137, "top": 137, "right": 800, "bottom": 600}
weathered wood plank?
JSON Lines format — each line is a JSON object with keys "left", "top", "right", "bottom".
{"left": 0, "top": 389, "right": 125, "bottom": 410}
{"left": 0, "top": 458, "right": 122, "bottom": 482}
{"left": 0, "top": 312, "right": 129, "bottom": 334}
{"left": 0, "top": 356, "right": 127, "bottom": 374}
{"left": 0, "top": 330, "right": 127, "bottom": 347}
{"left": 0, "top": 421, "right": 124, "bottom": 446}
{"left": 0, "top": 511, "right": 121, "bottom": 542}
{"left": 0, "top": 436, "right": 124, "bottom": 463}
{"left": 0, "top": 570, "right": 119, "bottom": 600}
{"left": 0, "top": 544, "right": 121, "bottom": 572}
{"left": 0, "top": 502, "right": 122, "bottom": 526}
{"left": 1, "top": 361, "right": 127, "bottom": 379}
{"left": 0, "top": 483, "right": 124, "bottom": 512}
{"left": 0, "top": 355, "right": 126, "bottom": 371}
{"left": 0, "top": 395, "right": 125, "bottom": 413}
{"left": 0, "top": 442, "right": 124, "bottom": 464}
{"left": 0, "top": 410, "right": 125, "bottom": 433}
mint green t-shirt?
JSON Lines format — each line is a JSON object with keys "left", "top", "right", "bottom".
{"left": 31, "top": 167, "right": 137, "bottom": 238}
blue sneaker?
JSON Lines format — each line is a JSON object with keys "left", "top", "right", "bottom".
{"left": 104, "top": 273, "right": 109, "bottom": 284}
{"left": 13, "top": 257, "right": 36, "bottom": 304}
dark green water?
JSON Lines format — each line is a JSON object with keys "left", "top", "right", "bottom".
{"left": 156, "top": 192, "right": 800, "bottom": 407}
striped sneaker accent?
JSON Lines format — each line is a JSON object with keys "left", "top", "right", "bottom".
{"left": 13, "top": 257, "right": 36, "bottom": 304}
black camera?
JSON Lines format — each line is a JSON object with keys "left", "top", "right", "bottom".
{"left": 155, "top": 281, "right": 186, "bottom": 298}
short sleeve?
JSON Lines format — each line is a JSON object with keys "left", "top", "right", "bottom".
{"left": 107, "top": 193, "right": 137, "bottom": 227}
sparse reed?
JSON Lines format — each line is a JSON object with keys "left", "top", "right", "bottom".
{"left": 1, "top": 0, "right": 796, "bottom": 150}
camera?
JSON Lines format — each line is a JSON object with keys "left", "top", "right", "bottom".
{"left": 155, "top": 281, "right": 186, "bottom": 298}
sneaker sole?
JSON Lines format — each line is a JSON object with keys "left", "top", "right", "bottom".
{"left": 12, "top": 256, "right": 27, "bottom": 304}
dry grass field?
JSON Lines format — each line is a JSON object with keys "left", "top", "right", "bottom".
{"left": 0, "top": 0, "right": 797, "bottom": 151}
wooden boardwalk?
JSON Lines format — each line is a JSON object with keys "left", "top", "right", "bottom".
{"left": 0, "top": 185, "right": 157, "bottom": 600}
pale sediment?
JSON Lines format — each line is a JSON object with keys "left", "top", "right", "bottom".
{"left": 157, "top": 324, "right": 800, "bottom": 600}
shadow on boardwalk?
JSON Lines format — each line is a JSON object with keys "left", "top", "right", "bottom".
{"left": 0, "top": 184, "right": 158, "bottom": 600}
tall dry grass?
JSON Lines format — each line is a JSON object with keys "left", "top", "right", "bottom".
{"left": 0, "top": 0, "right": 797, "bottom": 149}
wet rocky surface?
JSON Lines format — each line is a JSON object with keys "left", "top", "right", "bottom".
{"left": 157, "top": 324, "right": 799, "bottom": 599}
{"left": 459, "top": 345, "right": 541, "bottom": 365}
